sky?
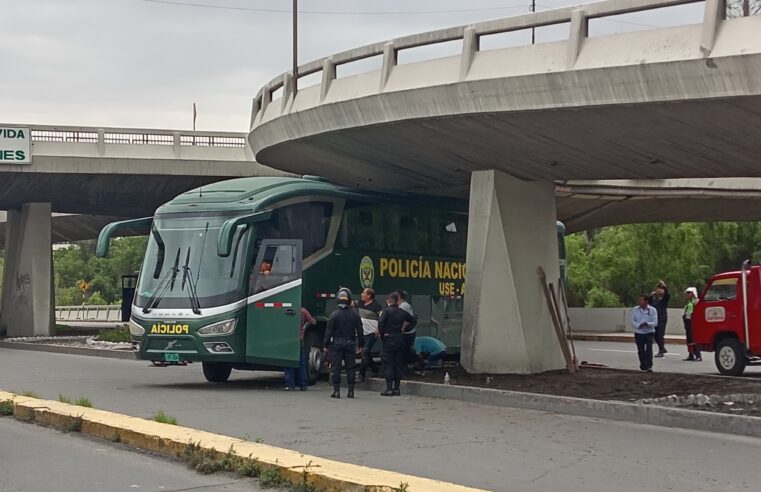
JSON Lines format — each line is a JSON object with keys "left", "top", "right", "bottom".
{"left": 0, "top": 0, "right": 708, "bottom": 132}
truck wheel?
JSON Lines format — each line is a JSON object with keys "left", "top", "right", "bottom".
{"left": 305, "top": 330, "right": 323, "bottom": 386}
{"left": 202, "top": 362, "right": 232, "bottom": 383}
{"left": 714, "top": 338, "right": 747, "bottom": 376}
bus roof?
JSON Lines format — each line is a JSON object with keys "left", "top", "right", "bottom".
{"left": 156, "top": 176, "right": 468, "bottom": 215}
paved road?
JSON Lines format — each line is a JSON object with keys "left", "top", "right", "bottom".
{"left": 0, "top": 348, "right": 760, "bottom": 491}
{"left": 0, "top": 416, "right": 260, "bottom": 492}
{"left": 574, "top": 340, "right": 761, "bottom": 376}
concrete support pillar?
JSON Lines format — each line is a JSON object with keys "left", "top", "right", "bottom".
{"left": 461, "top": 170, "right": 564, "bottom": 374}
{"left": 0, "top": 203, "right": 54, "bottom": 337}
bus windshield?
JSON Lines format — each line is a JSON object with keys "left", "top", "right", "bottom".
{"left": 135, "top": 212, "right": 250, "bottom": 310}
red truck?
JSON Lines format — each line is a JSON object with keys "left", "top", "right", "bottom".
{"left": 693, "top": 260, "right": 761, "bottom": 376}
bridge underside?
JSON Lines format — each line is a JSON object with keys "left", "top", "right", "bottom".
{"left": 0, "top": 173, "right": 233, "bottom": 217}
{"left": 256, "top": 95, "right": 761, "bottom": 197}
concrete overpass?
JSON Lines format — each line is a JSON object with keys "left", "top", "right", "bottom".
{"left": 249, "top": 0, "right": 761, "bottom": 374}
{"left": 0, "top": 124, "right": 285, "bottom": 338}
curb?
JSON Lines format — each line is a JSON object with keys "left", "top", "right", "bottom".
{"left": 572, "top": 334, "right": 684, "bottom": 343}
{"left": 0, "top": 341, "right": 136, "bottom": 361}
{"left": 0, "top": 390, "right": 487, "bottom": 492}
{"left": 366, "top": 379, "right": 761, "bottom": 439}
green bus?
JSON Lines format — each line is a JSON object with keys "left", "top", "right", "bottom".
{"left": 98, "top": 176, "right": 564, "bottom": 383}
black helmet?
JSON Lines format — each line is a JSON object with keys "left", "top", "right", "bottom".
{"left": 336, "top": 287, "right": 352, "bottom": 307}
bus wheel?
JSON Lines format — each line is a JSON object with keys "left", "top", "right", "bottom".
{"left": 202, "top": 362, "right": 232, "bottom": 383}
{"left": 715, "top": 338, "right": 746, "bottom": 376}
{"left": 305, "top": 330, "right": 323, "bottom": 386}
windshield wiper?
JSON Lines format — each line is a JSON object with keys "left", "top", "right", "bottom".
{"left": 181, "top": 247, "right": 202, "bottom": 315}
{"left": 142, "top": 248, "right": 181, "bottom": 313}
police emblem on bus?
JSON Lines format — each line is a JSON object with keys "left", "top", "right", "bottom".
{"left": 359, "top": 256, "right": 374, "bottom": 288}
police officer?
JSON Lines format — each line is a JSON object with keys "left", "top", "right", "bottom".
{"left": 378, "top": 292, "right": 417, "bottom": 396}
{"left": 323, "top": 288, "right": 363, "bottom": 399}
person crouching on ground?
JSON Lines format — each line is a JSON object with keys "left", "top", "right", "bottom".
{"left": 379, "top": 292, "right": 416, "bottom": 396}
{"left": 682, "top": 287, "right": 702, "bottom": 362}
{"left": 323, "top": 288, "right": 363, "bottom": 399}
{"left": 631, "top": 294, "right": 658, "bottom": 372}
{"left": 284, "top": 306, "right": 316, "bottom": 391}
{"left": 414, "top": 336, "right": 447, "bottom": 369}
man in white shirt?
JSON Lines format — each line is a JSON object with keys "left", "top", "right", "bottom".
{"left": 631, "top": 294, "right": 658, "bottom": 372}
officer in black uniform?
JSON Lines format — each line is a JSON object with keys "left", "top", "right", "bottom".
{"left": 378, "top": 292, "right": 417, "bottom": 396}
{"left": 324, "top": 287, "right": 363, "bottom": 399}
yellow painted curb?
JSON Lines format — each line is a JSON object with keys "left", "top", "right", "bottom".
{"left": 0, "top": 391, "right": 489, "bottom": 492}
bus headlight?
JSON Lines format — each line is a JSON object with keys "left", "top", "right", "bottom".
{"left": 197, "top": 319, "right": 237, "bottom": 337}
{"left": 128, "top": 319, "right": 145, "bottom": 336}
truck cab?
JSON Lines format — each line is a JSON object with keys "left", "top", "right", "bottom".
{"left": 693, "top": 261, "right": 761, "bottom": 376}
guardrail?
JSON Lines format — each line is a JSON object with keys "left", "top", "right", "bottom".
{"left": 252, "top": 0, "right": 733, "bottom": 124}
{"left": 56, "top": 305, "right": 122, "bottom": 322}
{"left": 2, "top": 124, "right": 247, "bottom": 148}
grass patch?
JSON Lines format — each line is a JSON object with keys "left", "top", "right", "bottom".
{"left": 153, "top": 410, "right": 177, "bottom": 425}
{"left": 179, "top": 441, "right": 321, "bottom": 491}
{"left": 182, "top": 442, "right": 223, "bottom": 475}
{"left": 65, "top": 415, "right": 83, "bottom": 432}
{"left": 97, "top": 327, "right": 131, "bottom": 343}
{"left": 0, "top": 400, "right": 14, "bottom": 416}
{"left": 394, "top": 484, "right": 410, "bottom": 492}
{"left": 259, "top": 468, "right": 285, "bottom": 488}
{"left": 20, "top": 390, "right": 38, "bottom": 398}
{"left": 58, "top": 394, "right": 72, "bottom": 404}
{"left": 74, "top": 397, "right": 92, "bottom": 408}
{"left": 236, "top": 458, "right": 262, "bottom": 478}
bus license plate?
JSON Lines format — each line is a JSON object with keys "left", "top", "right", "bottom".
{"left": 164, "top": 353, "right": 180, "bottom": 362}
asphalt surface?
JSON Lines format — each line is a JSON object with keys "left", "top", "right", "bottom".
{"left": 573, "top": 340, "right": 761, "bottom": 376}
{"left": 0, "top": 348, "right": 760, "bottom": 491}
{"left": 0, "top": 416, "right": 260, "bottom": 492}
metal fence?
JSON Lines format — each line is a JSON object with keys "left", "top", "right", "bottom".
{"left": 28, "top": 125, "right": 246, "bottom": 148}
{"left": 56, "top": 305, "right": 121, "bottom": 322}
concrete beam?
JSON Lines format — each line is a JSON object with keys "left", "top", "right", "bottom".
{"left": 0, "top": 203, "right": 54, "bottom": 337}
{"left": 461, "top": 170, "right": 565, "bottom": 374}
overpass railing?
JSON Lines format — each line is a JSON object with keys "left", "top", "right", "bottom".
{"left": 22, "top": 125, "right": 247, "bottom": 148}
{"left": 56, "top": 305, "right": 121, "bottom": 322}
{"left": 252, "top": 0, "right": 737, "bottom": 124}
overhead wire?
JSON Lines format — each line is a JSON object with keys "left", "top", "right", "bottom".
{"left": 142, "top": 0, "right": 530, "bottom": 15}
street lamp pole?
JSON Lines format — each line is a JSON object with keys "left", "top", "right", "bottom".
{"left": 530, "top": 0, "right": 536, "bottom": 45}
{"left": 292, "top": 0, "right": 298, "bottom": 92}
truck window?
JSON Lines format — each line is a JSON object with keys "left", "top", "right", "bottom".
{"left": 703, "top": 278, "right": 738, "bottom": 302}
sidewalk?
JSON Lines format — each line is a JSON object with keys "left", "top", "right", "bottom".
{"left": 572, "top": 332, "right": 686, "bottom": 343}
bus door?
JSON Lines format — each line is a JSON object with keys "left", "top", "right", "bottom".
{"left": 246, "top": 239, "right": 303, "bottom": 367}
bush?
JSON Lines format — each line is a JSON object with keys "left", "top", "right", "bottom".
{"left": 85, "top": 291, "right": 108, "bottom": 305}
{"left": 0, "top": 400, "right": 13, "bottom": 416}
{"left": 584, "top": 287, "right": 622, "bottom": 308}
{"left": 98, "top": 328, "right": 131, "bottom": 343}
{"left": 259, "top": 468, "right": 285, "bottom": 488}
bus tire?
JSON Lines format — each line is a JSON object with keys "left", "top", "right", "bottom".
{"left": 202, "top": 362, "right": 232, "bottom": 383}
{"left": 714, "top": 337, "right": 746, "bottom": 376}
{"left": 305, "top": 329, "right": 323, "bottom": 386}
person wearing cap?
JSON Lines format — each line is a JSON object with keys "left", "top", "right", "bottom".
{"left": 324, "top": 287, "right": 363, "bottom": 399}
{"left": 379, "top": 292, "right": 417, "bottom": 396}
{"left": 682, "top": 287, "right": 702, "bottom": 361}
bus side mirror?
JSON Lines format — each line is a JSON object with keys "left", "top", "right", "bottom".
{"left": 217, "top": 210, "right": 272, "bottom": 257}
{"left": 96, "top": 217, "right": 153, "bottom": 257}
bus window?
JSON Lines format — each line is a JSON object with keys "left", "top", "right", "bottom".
{"left": 251, "top": 241, "right": 301, "bottom": 294}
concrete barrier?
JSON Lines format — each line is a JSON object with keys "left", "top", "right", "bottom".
{"left": 569, "top": 307, "right": 685, "bottom": 335}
